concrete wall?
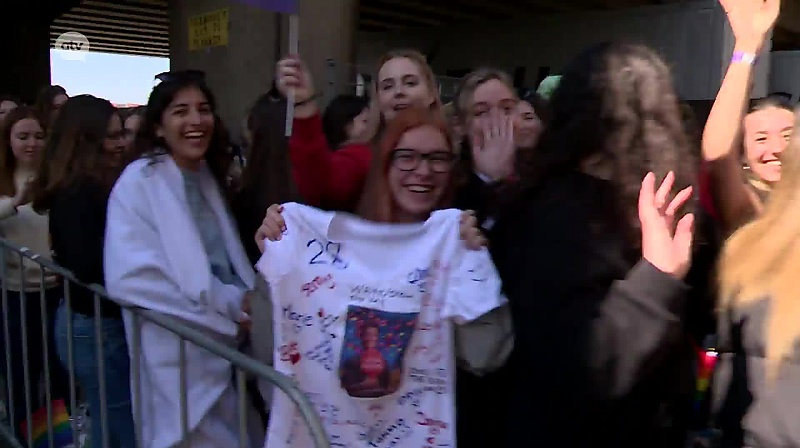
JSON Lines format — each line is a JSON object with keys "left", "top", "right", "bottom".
{"left": 169, "top": 0, "right": 356, "bottom": 132}
{"left": 355, "top": 0, "right": 767, "bottom": 101}
{"left": 169, "top": 0, "right": 280, "bottom": 132}
{"left": 770, "top": 51, "right": 800, "bottom": 101}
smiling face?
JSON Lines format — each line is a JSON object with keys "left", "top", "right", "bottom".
{"left": 9, "top": 118, "right": 45, "bottom": 169}
{"left": 387, "top": 125, "right": 454, "bottom": 222}
{"left": 515, "top": 100, "right": 543, "bottom": 149}
{"left": 377, "top": 57, "right": 436, "bottom": 121}
{"left": 743, "top": 106, "right": 794, "bottom": 183}
{"left": 156, "top": 86, "right": 215, "bottom": 169}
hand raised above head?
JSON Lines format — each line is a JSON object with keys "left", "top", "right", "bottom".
{"left": 719, "top": 0, "right": 780, "bottom": 50}
{"left": 275, "top": 56, "right": 314, "bottom": 103}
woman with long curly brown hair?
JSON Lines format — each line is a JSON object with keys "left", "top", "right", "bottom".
{"left": 490, "top": 41, "right": 699, "bottom": 448}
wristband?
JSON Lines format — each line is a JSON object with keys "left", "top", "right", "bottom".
{"left": 731, "top": 51, "right": 757, "bottom": 65}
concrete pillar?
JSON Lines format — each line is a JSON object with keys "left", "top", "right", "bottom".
{"left": 291, "top": 0, "right": 359, "bottom": 102}
{"left": 170, "top": 0, "right": 280, "bottom": 134}
{"left": 0, "top": 19, "right": 51, "bottom": 104}
{"left": 169, "top": 0, "right": 358, "bottom": 136}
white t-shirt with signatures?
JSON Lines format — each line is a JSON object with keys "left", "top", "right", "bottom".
{"left": 256, "top": 203, "right": 505, "bottom": 448}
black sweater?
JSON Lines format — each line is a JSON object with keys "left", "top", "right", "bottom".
{"left": 49, "top": 179, "right": 121, "bottom": 318}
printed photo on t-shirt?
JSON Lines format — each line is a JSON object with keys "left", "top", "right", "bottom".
{"left": 339, "top": 305, "right": 418, "bottom": 399}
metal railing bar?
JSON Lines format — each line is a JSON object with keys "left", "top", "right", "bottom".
{"left": 17, "top": 255, "right": 32, "bottom": 448}
{"left": 0, "top": 421, "right": 23, "bottom": 448}
{"left": 0, "top": 249, "right": 15, "bottom": 435}
{"left": 38, "top": 272, "right": 54, "bottom": 448}
{"left": 0, "top": 237, "right": 330, "bottom": 448}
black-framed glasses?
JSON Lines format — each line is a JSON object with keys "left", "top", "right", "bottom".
{"left": 391, "top": 149, "right": 456, "bottom": 173}
{"left": 154, "top": 69, "right": 206, "bottom": 84}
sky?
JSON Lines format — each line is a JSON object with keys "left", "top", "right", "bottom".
{"left": 50, "top": 50, "right": 170, "bottom": 106}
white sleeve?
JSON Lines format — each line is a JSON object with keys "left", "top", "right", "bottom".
{"left": 104, "top": 182, "right": 238, "bottom": 337}
{"left": 444, "top": 244, "right": 507, "bottom": 324}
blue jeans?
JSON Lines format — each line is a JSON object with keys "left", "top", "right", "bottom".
{"left": 54, "top": 304, "right": 136, "bottom": 448}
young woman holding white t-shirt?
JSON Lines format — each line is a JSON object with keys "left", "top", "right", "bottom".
{"left": 255, "top": 107, "right": 511, "bottom": 447}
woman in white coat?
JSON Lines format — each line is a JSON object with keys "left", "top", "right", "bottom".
{"left": 103, "top": 70, "right": 258, "bottom": 448}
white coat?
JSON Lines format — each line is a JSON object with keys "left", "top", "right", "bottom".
{"left": 104, "top": 154, "right": 257, "bottom": 448}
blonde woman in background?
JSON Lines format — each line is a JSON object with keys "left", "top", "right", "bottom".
{"left": 715, "top": 109, "right": 800, "bottom": 448}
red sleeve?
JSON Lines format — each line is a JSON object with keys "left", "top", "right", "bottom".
{"left": 289, "top": 113, "right": 372, "bottom": 211}
{"left": 698, "top": 162, "right": 717, "bottom": 219}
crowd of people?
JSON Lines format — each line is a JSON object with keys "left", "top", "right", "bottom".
{"left": 0, "top": 0, "right": 796, "bottom": 446}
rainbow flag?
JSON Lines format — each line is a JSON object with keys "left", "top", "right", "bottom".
{"left": 21, "top": 399, "right": 73, "bottom": 448}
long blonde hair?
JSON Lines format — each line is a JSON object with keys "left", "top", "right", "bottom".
{"left": 718, "top": 109, "right": 800, "bottom": 381}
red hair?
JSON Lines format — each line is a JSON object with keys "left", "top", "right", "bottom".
{"left": 357, "top": 107, "right": 457, "bottom": 223}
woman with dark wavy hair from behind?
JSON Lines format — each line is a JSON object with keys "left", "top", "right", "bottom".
{"left": 489, "top": 42, "right": 700, "bottom": 448}
{"left": 104, "top": 71, "right": 260, "bottom": 448}
{"left": 31, "top": 94, "right": 134, "bottom": 448}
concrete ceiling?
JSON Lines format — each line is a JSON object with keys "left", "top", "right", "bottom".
{"left": 357, "top": 0, "right": 666, "bottom": 31}
{"left": 50, "top": 0, "right": 800, "bottom": 58}
{"left": 50, "top": 0, "right": 169, "bottom": 58}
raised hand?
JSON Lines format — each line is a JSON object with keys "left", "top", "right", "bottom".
{"left": 275, "top": 56, "right": 314, "bottom": 103}
{"left": 639, "top": 172, "right": 695, "bottom": 280}
{"left": 719, "top": 0, "right": 780, "bottom": 50}
{"left": 470, "top": 108, "right": 515, "bottom": 182}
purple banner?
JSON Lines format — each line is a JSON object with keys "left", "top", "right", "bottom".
{"left": 232, "top": 0, "right": 298, "bottom": 13}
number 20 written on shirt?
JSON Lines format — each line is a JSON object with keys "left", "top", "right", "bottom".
{"left": 306, "top": 239, "right": 348, "bottom": 269}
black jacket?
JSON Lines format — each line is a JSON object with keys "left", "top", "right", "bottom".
{"left": 489, "top": 171, "right": 692, "bottom": 447}
{"left": 452, "top": 171, "right": 516, "bottom": 448}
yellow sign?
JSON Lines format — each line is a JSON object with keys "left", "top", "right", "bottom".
{"left": 188, "top": 8, "right": 229, "bottom": 51}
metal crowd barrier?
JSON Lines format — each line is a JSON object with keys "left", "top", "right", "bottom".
{"left": 0, "top": 237, "right": 329, "bottom": 448}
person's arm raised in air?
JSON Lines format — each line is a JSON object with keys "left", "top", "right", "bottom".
{"left": 701, "top": 0, "right": 779, "bottom": 235}
{"left": 275, "top": 56, "right": 372, "bottom": 208}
